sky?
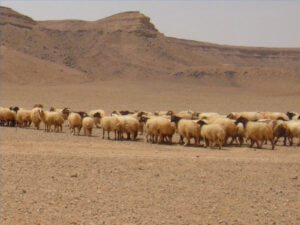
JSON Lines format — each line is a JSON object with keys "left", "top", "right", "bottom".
{"left": 1, "top": 0, "right": 300, "bottom": 47}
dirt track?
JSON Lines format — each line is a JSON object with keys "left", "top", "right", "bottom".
{"left": 1, "top": 124, "right": 300, "bottom": 225}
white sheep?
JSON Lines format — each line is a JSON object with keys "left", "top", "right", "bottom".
{"left": 260, "top": 112, "right": 289, "bottom": 121}
{"left": 205, "top": 117, "right": 238, "bottom": 145}
{"left": 0, "top": 107, "right": 16, "bottom": 126}
{"left": 31, "top": 107, "right": 42, "bottom": 129}
{"left": 16, "top": 109, "right": 32, "bottom": 127}
{"left": 68, "top": 112, "right": 82, "bottom": 135}
{"left": 227, "top": 112, "right": 263, "bottom": 121}
{"left": 286, "top": 120, "right": 300, "bottom": 146}
{"left": 39, "top": 109, "right": 65, "bottom": 132}
{"left": 171, "top": 115, "right": 201, "bottom": 146}
{"left": 198, "top": 112, "right": 220, "bottom": 121}
{"left": 100, "top": 116, "right": 122, "bottom": 140}
{"left": 82, "top": 116, "right": 94, "bottom": 136}
{"left": 116, "top": 116, "right": 140, "bottom": 141}
{"left": 197, "top": 120, "right": 225, "bottom": 150}
{"left": 143, "top": 116, "right": 175, "bottom": 144}
{"left": 235, "top": 117, "right": 274, "bottom": 150}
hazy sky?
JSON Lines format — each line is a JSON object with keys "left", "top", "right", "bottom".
{"left": 1, "top": 0, "right": 300, "bottom": 47}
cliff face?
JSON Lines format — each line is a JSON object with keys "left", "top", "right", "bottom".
{"left": 1, "top": 6, "right": 300, "bottom": 85}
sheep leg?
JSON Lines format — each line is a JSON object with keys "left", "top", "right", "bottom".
{"left": 107, "top": 131, "right": 110, "bottom": 139}
{"left": 168, "top": 135, "right": 173, "bottom": 144}
{"left": 238, "top": 136, "right": 244, "bottom": 146}
{"left": 250, "top": 139, "right": 254, "bottom": 148}
{"left": 205, "top": 139, "right": 209, "bottom": 148}
{"left": 179, "top": 136, "right": 184, "bottom": 145}
{"left": 289, "top": 137, "right": 293, "bottom": 146}
{"left": 270, "top": 139, "right": 275, "bottom": 150}
{"left": 258, "top": 140, "right": 263, "bottom": 149}
{"left": 184, "top": 137, "right": 190, "bottom": 146}
{"left": 283, "top": 137, "right": 287, "bottom": 146}
{"left": 274, "top": 137, "right": 279, "bottom": 145}
{"left": 102, "top": 129, "right": 105, "bottom": 139}
{"left": 218, "top": 139, "right": 222, "bottom": 150}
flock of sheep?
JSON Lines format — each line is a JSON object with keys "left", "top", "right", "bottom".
{"left": 1, "top": 104, "right": 300, "bottom": 150}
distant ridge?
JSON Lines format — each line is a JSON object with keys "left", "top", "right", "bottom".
{"left": 1, "top": 6, "right": 300, "bottom": 85}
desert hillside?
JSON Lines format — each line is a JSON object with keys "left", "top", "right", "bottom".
{"left": 1, "top": 6, "right": 300, "bottom": 86}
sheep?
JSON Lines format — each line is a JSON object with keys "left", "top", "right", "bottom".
{"left": 198, "top": 112, "right": 220, "bottom": 121}
{"left": 116, "top": 116, "right": 140, "bottom": 141}
{"left": 0, "top": 107, "right": 17, "bottom": 127}
{"left": 286, "top": 120, "right": 300, "bottom": 146}
{"left": 171, "top": 115, "right": 201, "bottom": 146}
{"left": 39, "top": 109, "right": 65, "bottom": 132}
{"left": 269, "top": 120, "right": 289, "bottom": 146}
{"left": 100, "top": 116, "right": 122, "bottom": 140}
{"left": 31, "top": 107, "right": 43, "bottom": 129}
{"left": 89, "top": 109, "right": 106, "bottom": 128}
{"left": 142, "top": 116, "right": 175, "bottom": 144}
{"left": 227, "top": 112, "right": 263, "bottom": 121}
{"left": 154, "top": 110, "right": 174, "bottom": 117}
{"left": 67, "top": 112, "right": 82, "bottom": 135}
{"left": 260, "top": 112, "right": 289, "bottom": 121}
{"left": 175, "top": 110, "right": 195, "bottom": 120}
{"left": 16, "top": 109, "right": 32, "bottom": 127}
{"left": 286, "top": 112, "right": 300, "bottom": 120}
{"left": 82, "top": 116, "right": 94, "bottom": 136}
{"left": 197, "top": 120, "right": 226, "bottom": 150}
{"left": 206, "top": 117, "right": 239, "bottom": 145}
{"left": 235, "top": 117, "right": 274, "bottom": 150}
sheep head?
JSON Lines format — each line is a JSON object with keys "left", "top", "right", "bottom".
{"left": 234, "top": 117, "right": 248, "bottom": 127}
{"left": 286, "top": 112, "right": 295, "bottom": 120}
{"left": 139, "top": 115, "right": 149, "bottom": 123}
{"left": 93, "top": 112, "right": 102, "bottom": 119}
{"left": 170, "top": 115, "right": 181, "bottom": 124}
{"left": 197, "top": 120, "right": 207, "bottom": 126}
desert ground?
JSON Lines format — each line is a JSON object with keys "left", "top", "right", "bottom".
{"left": 1, "top": 80, "right": 300, "bottom": 225}
{"left": 1, "top": 6, "right": 300, "bottom": 225}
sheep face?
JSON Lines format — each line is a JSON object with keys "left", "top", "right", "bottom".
{"left": 9, "top": 106, "right": 19, "bottom": 113}
{"left": 166, "top": 110, "right": 174, "bottom": 116}
{"left": 286, "top": 112, "right": 295, "bottom": 120}
{"left": 49, "top": 107, "right": 56, "bottom": 112}
{"left": 197, "top": 120, "right": 207, "bottom": 126}
{"left": 234, "top": 117, "right": 248, "bottom": 127}
{"left": 93, "top": 112, "right": 101, "bottom": 118}
{"left": 227, "top": 113, "right": 235, "bottom": 119}
{"left": 139, "top": 116, "right": 149, "bottom": 123}
{"left": 170, "top": 115, "right": 181, "bottom": 124}
{"left": 76, "top": 111, "right": 88, "bottom": 118}
{"left": 120, "top": 110, "right": 132, "bottom": 115}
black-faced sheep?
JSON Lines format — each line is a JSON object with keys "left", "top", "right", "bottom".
{"left": 171, "top": 115, "right": 201, "bottom": 146}
{"left": 197, "top": 120, "right": 225, "bottom": 150}
{"left": 235, "top": 117, "right": 274, "bottom": 150}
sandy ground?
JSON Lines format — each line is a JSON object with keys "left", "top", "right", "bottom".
{"left": 1, "top": 80, "right": 300, "bottom": 225}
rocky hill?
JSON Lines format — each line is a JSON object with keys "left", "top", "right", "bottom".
{"left": 1, "top": 6, "right": 300, "bottom": 86}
